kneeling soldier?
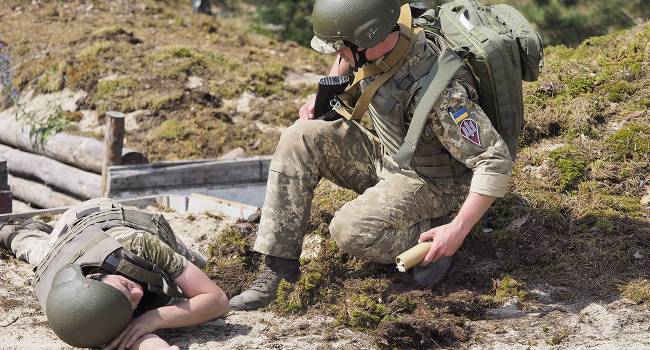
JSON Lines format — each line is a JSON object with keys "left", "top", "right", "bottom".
{"left": 0, "top": 198, "right": 229, "bottom": 350}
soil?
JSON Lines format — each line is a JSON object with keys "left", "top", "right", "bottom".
{"left": 1, "top": 205, "right": 648, "bottom": 350}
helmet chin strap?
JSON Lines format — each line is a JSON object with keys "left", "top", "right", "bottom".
{"left": 344, "top": 42, "right": 369, "bottom": 71}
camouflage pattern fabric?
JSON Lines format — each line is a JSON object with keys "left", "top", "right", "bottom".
{"left": 255, "top": 32, "right": 513, "bottom": 264}
{"left": 254, "top": 119, "right": 459, "bottom": 264}
{"left": 9, "top": 221, "right": 193, "bottom": 278}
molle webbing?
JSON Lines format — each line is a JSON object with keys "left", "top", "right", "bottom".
{"left": 36, "top": 209, "right": 177, "bottom": 275}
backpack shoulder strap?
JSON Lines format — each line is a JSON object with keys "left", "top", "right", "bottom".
{"left": 393, "top": 48, "right": 465, "bottom": 168}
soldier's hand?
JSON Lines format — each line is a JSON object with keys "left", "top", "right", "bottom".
{"left": 298, "top": 97, "right": 316, "bottom": 120}
{"left": 418, "top": 221, "right": 467, "bottom": 266}
{"left": 102, "top": 311, "right": 162, "bottom": 350}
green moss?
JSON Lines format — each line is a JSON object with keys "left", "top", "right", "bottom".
{"left": 564, "top": 75, "right": 596, "bottom": 97}
{"left": 620, "top": 279, "right": 650, "bottom": 304}
{"left": 91, "top": 25, "right": 127, "bottom": 37}
{"left": 153, "top": 119, "right": 190, "bottom": 141}
{"left": 605, "top": 81, "right": 636, "bottom": 103}
{"left": 493, "top": 275, "right": 528, "bottom": 301}
{"left": 249, "top": 62, "right": 288, "bottom": 96}
{"left": 548, "top": 146, "right": 587, "bottom": 193}
{"left": 342, "top": 294, "right": 387, "bottom": 330}
{"left": 140, "top": 90, "right": 184, "bottom": 111}
{"left": 606, "top": 123, "right": 650, "bottom": 161}
{"left": 77, "top": 41, "right": 113, "bottom": 60}
{"left": 36, "top": 63, "right": 66, "bottom": 93}
{"left": 95, "top": 76, "right": 138, "bottom": 99}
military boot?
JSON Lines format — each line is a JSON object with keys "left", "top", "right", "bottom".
{"left": 229, "top": 255, "right": 300, "bottom": 311}
{"left": 0, "top": 223, "right": 18, "bottom": 251}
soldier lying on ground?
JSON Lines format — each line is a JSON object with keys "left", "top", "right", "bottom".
{"left": 0, "top": 198, "right": 229, "bottom": 350}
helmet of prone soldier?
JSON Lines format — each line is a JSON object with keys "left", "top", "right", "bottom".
{"left": 45, "top": 264, "right": 133, "bottom": 348}
{"left": 311, "top": 0, "right": 401, "bottom": 54}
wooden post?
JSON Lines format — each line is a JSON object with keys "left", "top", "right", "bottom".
{"left": 0, "top": 160, "right": 12, "bottom": 213}
{"left": 101, "top": 111, "right": 125, "bottom": 197}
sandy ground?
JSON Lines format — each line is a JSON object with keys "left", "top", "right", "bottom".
{"left": 1, "top": 209, "right": 649, "bottom": 350}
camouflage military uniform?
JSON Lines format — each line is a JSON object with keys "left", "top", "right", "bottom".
{"left": 254, "top": 33, "right": 513, "bottom": 264}
{"left": 9, "top": 211, "right": 189, "bottom": 278}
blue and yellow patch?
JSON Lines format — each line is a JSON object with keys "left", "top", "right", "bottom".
{"left": 449, "top": 107, "right": 469, "bottom": 124}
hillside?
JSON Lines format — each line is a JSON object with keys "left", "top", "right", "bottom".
{"left": 0, "top": 0, "right": 329, "bottom": 161}
{"left": 0, "top": 0, "right": 649, "bottom": 349}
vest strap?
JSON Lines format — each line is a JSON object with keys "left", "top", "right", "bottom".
{"left": 393, "top": 49, "right": 465, "bottom": 168}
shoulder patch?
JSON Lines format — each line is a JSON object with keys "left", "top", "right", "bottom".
{"left": 459, "top": 119, "right": 481, "bottom": 146}
{"left": 449, "top": 106, "right": 469, "bottom": 124}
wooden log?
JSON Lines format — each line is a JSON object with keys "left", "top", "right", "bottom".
{"left": 8, "top": 175, "right": 80, "bottom": 209}
{"left": 0, "top": 117, "right": 148, "bottom": 173}
{"left": 0, "top": 144, "right": 101, "bottom": 199}
{"left": 101, "top": 111, "right": 125, "bottom": 196}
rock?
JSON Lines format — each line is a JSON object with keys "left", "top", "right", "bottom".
{"left": 78, "top": 109, "right": 102, "bottom": 133}
{"left": 236, "top": 92, "right": 256, "bottom": 114}
{"left": 506, "top": 214, "right": 530, "bottom": 232}
{"left": 641, "top": 187, "right": 650, "bottom": 207}
{"left": 486, "top": 297, "right": 525, "bottom": 319}
{"left": 218, "top": 147, "right": 245, "bottom": 160}
{"left": 186, "top": 76, "right": 204, "bottom": 90}
{"left": 578, "top": 303, "right": 622, "bottom": 337}
{"left": 125, "top": 110, "right": 150, "bottom": 133}
{"left": 285, "top": 71, "right": 322, "bottom": 88}
{"left": 633, "top": 251, "right": 644, "bottom": 260}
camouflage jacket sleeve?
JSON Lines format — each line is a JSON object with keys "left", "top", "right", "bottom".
{"left": 414, "top": 78, "right": 513, "bottom": 197}
{"left": 109, "top": 228, "right": 188, "bottom": 279}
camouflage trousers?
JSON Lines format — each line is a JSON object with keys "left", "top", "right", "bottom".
{"left": 254, "top": 119, "right": 460, "bottom": 264}
{"left": 9, "top": 228, "right": 50, "bottom": 266}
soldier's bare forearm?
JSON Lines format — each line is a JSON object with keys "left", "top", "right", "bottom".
{"left": 451, "top": 191, "right": 495, "bottom": 235}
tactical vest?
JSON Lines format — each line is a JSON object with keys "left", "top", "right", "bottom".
{"left": 362, "top": 31, "right": 472, "bottom": 188}
{"left": 34, "top": 199, "right": 185, "bottom": 314}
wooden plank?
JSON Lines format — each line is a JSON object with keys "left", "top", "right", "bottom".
{"left": 186, "top": 193, "right": 259, "bottom": 219}
{"left": 0, "top": 195, "right": 163, "bottom": 221}
{"left": 0, "top": 191, "right": 11, "bottom": 214}
{"left": 0, "top": 159, "right": 7, "bottom": 191}
{"left": 0, "top": 117, "right": 147, "bottom": 173}
{"left": 107, "top": 156, "right": 272, "bottom": 193}
{"left": 0, "top": 144, "right": 101, "bottom": 199}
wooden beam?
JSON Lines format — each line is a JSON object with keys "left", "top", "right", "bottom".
{"left": 0, "top": 160, "right": 10, "bottom": 214}
{"left": 0, "top": 117, "right": 148, "bottom": 173}
{"left": 107, "top": 156, "right": 272, "bottom": 193}
{"left": 0, "top": 144, "right": 101, "bottom": 199}
{"left": 102, "top": 111, "right": 125, "bottom": 196}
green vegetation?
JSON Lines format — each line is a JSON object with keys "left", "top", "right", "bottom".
{"left": 548, "top": 146, "right": 587, "bottom": 192}
{"left": 620, "top": 279, "right": 650, "bottom": 305}
{"left": 606, "top": 123, "right": 650, "bottom": 161}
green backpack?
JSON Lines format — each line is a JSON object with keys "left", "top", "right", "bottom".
{"left": 394, "top": 0, "right": 544, "bottom": 167}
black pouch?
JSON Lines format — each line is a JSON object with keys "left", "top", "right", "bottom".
{"left": 314, "top": 75, "right": 351, "bottom": 120}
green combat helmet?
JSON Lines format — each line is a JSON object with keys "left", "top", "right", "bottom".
{"left": 45, "top": 264, "right": 133, "bottom": 348}
{"left": 311, "top": 0, "right": 401, "bottom": 54}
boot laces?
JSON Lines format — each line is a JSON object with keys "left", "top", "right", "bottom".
{"left": 251, "top": 267, "right": 277, "bottom": 291}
